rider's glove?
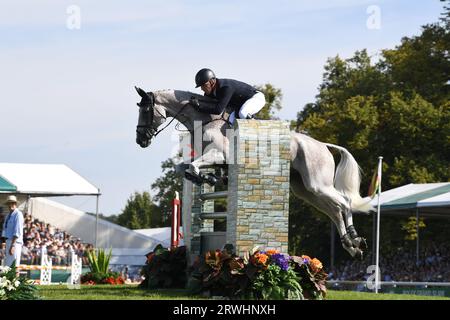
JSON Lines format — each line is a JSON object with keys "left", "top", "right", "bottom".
{"left": 190, "top": 96, "right": 201, "bottom": 111}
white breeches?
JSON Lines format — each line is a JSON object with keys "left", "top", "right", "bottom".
{"left": 228, "top": 91, "right": 266, "bottom": 124}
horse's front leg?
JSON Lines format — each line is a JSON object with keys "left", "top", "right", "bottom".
{"left": 184, "top": 148, "right": 226, "bottom": 186}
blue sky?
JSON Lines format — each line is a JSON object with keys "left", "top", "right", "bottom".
{"left": 0, "top": 0, "right": 444, "bottom": 216}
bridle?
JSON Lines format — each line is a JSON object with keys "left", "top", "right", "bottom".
{"left": 136, "top": 89, "right": 191, "bottom": 141}
{"left": 136, "top": 88, "right": 233, "bottom": 144}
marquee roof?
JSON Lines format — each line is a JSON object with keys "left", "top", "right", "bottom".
{"left": 0, "top": 163, "right": 100, "bottom": 196}
{"left": 364, "top": 182, "right": 450, "bottom": 217}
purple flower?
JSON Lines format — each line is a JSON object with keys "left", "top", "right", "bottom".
{"left": 271, "top": 253, "right": 290, "bottom": 271}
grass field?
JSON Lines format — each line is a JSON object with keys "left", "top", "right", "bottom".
{"left": 37, "top": 285, "right": 200, "bottom": 300}
{"left": 37, "top": 285, "right": 450, "bottom": 300}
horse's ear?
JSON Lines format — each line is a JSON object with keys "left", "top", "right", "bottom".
{"left": 135, "top": 86, "right": 147, "bottom": 98}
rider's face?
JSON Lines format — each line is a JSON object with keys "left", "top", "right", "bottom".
{"left": 201, "top": 79, "right": 215, "bottom": 95}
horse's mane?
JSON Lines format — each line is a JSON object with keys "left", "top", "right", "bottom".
{"left": 155, "top": 89, "right": 220, "bottom": 110}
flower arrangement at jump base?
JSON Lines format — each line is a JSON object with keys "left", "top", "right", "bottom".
{"left": 80, "top": 248, "right": 125, "bottom": 285}
{"left": 139, "top": 244, "right": 187, "bottom": 289}
{"left": 0, "top": 263, "right": 39, "bottom": 300}
{"left": 187, "top": 247, "right": 327, "bottom": 300}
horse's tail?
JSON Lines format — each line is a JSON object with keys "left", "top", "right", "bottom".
{"left": 325, "top": 143, "right": 374, "bottom": 213}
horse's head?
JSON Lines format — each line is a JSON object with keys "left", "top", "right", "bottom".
{"left": 135, "top": 86, "right": 166, "bottom": 148}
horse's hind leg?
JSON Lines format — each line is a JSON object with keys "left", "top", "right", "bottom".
{"left": 290, "top": 134, "right": 363, "bottom": 259}
{"left": 341, "top": 205, "right": 368, "bottom": 250}
{"left": 290, "top": 170, "right": 363, "bottom": 260}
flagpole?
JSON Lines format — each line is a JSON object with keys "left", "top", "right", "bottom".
{"left": 375, "top": 156, "right": 383, "bottom": 294}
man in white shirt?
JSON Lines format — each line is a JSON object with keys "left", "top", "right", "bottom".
{"left": 2, "top": 195, "right": 24, "bottom": 267}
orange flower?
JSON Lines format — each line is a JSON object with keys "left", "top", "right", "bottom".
{"left": 255, "top": 253, "right": 268, "bottom": 265}
{"left": 310, "top": 258, "right": 323, "bottom": 273}
{"left": 266, "top": 249, "right": 279, "bottom": 256}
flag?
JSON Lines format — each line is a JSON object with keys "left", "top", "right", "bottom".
{"left": 368, "top": 162, "right": 381, "bottom": 199}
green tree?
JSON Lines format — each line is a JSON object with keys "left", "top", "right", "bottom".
{"left": 151, "top": 156, "right": 183, "bottom": 226}
{"left": 117, "top": 191, "right": 160, "bottom": 229}
{"left": 254, "top": 83, "right": 283, "bottom": 120}
{"left": 292, "top": 2, "right": 450, "bottom": 263}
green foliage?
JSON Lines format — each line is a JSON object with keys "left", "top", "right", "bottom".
{"left": 250, "top": 264, "right": 303, "bottom": 300}
{"left": 87, "top": 248, "right": 112, "bottom": 274}
{"left": 291, "top": 256, "right": 328, "bottom": 300}
{"left": 117, "top": 191, "right": 161, "bottom": 229}
{"left": 80, "top": 271, "right": 124, "bottom": 285}
{"left": 188, "top": 248, "right": 327, "bottom": 300}
{"left": 151, "top": 156, "right": 184, "bottom": 226}
{"left": 401, "top": 217, "right": 426, "bottom": 241}
{"left": 0, "top": 262, "right": 40, "bottom": 300}
{"left": 254, "top": 83, "right": 283, "bottom": 120}
{"left": 139, "top": 244, "right": 187, "bottom": 289}
{"left": 291, "top": 4, "right": 450, "bottom": 262}
{"left": 187, "top": 248, "right": 248, "bottom": 298}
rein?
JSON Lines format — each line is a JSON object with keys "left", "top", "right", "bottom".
{"left": 137, "top": 91, "right": 233, "bottom": 140}
{"left": 153, "top": 102, "right": 190, "bottom": 137}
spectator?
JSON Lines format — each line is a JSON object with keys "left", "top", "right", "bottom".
{"left": 0, "top": 211, "right": 93, "bottom": 266}
{"left": 329, "top": 243, "right": 450, "bottom": 282}
{"left": 2, "top": 195, "right": 24, "bottom": 267}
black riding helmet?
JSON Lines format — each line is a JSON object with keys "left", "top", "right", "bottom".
{"left": 195, "top": 68, "right": 216, "bottom": 88}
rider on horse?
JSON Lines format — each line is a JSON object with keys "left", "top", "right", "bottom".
{"left": 190, "top": 68, "right": 266, "bottom": 124}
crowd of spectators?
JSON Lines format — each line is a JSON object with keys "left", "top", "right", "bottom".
{"left": 328, "top": 243, "right": 450, "bottom": 282}
{"left": 0, "top": 213, "right": 93, "bottom": 266}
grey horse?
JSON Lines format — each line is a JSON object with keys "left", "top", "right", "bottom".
{"left": 135, "top": 87, "right": 374, "bottom": 259}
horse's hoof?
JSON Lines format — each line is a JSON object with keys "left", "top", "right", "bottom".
{"left": 204, "top": 173, "right": 218, "bottom": 186}
{"left": 351, "top": 236, "right": 368, "bottom": 251}
{"left": 353, "top": 248, "right": 364, "bottom": 261}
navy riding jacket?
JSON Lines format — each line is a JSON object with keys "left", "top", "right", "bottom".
{"left": 200, "top": 78, "right": 258, "bottom": 116}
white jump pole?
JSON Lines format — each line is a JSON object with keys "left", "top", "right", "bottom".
{"left": 375, "top": 156, "right": 383, "bottom": 294}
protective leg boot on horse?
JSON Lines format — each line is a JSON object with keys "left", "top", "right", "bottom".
{"left": 341, "top": 233, "right": 364, "bottom": 261}
{"left": 347, "top": 225, "right": 368, "bottom": 251}
{"left": 183, "top": 164, "right": 219, "bottom": 187}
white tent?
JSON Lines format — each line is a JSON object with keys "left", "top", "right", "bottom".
{"left": 0, "top": 162, "right": 101, "bottom": 245}
{"left": 363, "top": 182, "right": 450, "bottom": 217}
{"left": 134, "top": 227, "right": 184, "bottom": 248}
{"left": 362, "top": 182, "right": 450, "bottom": 265}
{"left": 0, "top": 163, "right": 99, "bottom": 196}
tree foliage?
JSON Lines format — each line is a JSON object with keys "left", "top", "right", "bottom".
{"left": 117, "top": 191, "right": 161, "bottom": 229}
{"left": 292, "top": 3, "right": 449, "bottom": 258}
{"left": 254, "top": 83, "right": 283, "bottom": 120}
{"left": 296, "top": 19, "right": 450, "bottom": 191}
{"left": 151, "top": 156, "right": 183, "bottom": 226}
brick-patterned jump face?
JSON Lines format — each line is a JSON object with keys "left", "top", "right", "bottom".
{"left": 181, "top": 120, "right": 291, "bottom": 260}
{"left": 227, "top": 120, "right": 290, "bottom": 256}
